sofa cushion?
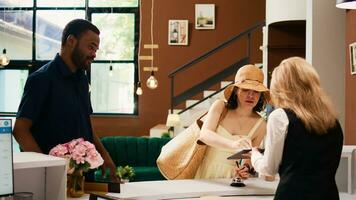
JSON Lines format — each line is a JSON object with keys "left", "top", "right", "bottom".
{"left": 101, "top": 136, "right": 170, "bottom": 167}
{"left": 97, "top": 136, "right": 171, "bottom": 182}
{"left": 132, "top": 166, "right": 165, "bottom": 181}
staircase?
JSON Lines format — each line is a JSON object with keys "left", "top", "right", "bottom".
{"left": 149, "top": 21, "right": 265, "bottom": 137}
{"left": 178, "top": 80, "right": 233, "bottom": 128}
{"left": 149, "top": 80, "right": 232, "bottom": 137}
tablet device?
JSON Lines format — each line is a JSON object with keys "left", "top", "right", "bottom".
{"left": 227, "top": 148, "right": 264, "bottom": 160}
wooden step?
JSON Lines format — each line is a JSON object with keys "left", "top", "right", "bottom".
{"left": 185, "top": 99, "right": 211, "bottom": 109}
{"left": 203, "top": 90, "right": 215, "bottom": 98}
{"left": 168, "top": 80, "right": 234, "bottom": 136}
{"left": 167, "top": 109, "right": 182, "bottom": 114}
{"left": 220, "top": 81, "right": 233, "bottom": 88}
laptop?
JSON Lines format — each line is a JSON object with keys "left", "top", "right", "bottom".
{"left": 0, "top": 119, "right": 14, "bottom": 197}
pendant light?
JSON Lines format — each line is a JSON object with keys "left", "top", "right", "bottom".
{"left": 136, "top": 0, "right": 143, "bottom": 95}
{"left": 146, "top": 0, "right": 158, "bottom": 89}
{"left": 0, "top": 49, "right": 10, "bottom": 67}
{"left": 146, "top": 71, "right": 158, "bottom": 89}
{"left": 136, "top": 81, "right": 143, "bottom": 95}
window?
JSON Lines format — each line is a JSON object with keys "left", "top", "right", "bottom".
{"left": 0, "top": 70, "right": 28, "bottom": 112}
{"left": 0, "top": 0, "right": 139, "bottom": 115}
{"left": 91, "top": 63, "right": 134, "bottom": 114}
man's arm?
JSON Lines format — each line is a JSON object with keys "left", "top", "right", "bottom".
{"left": 92, "top": 132, "right": 120, "bottom": 182}
{"left": 13, "top": 118, "right": 42, "bottom": 153}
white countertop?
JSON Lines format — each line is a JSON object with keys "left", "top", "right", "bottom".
{"left": 108, "top": 178, "right": 276, "bottom": 199}
{"left": 68, "top": 178, "right": 276, "bottom": 200}
{"left": 13, "top": 152, "right": 66, "bottom": 169}
{"left": 68, "top": 178, "right": 356, "bottom": 200}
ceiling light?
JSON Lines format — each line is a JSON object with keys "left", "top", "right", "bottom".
{"left": 336, "top": 0, "right": 356, "bottom": 9}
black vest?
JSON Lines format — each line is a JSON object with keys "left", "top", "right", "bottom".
{"left": 275, "top": 109, "right": 343, "bottom": 200}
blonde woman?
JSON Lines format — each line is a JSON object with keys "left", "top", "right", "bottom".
{"left": 195, "top": 64, "right": 269, "bottom": 179}
{"left": 251, "top": 57, "right": 343, "bottom": 200}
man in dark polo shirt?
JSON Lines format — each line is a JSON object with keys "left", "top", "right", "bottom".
{"left": 13, "top": 19, "right": 118, "bottom": 182}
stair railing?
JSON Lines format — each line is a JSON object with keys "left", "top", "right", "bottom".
{"left": 168, "top": 21, "right": 265, "bottom": 114}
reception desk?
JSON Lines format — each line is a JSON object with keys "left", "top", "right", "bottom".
{"left": 12, "top": 145, "right": 356, "bottom": 200}
{"left": 69, "top": 178, "right": 276, "bottom": 200}
{"left": 336, "top": 145, "right": 356, "bottom": 194}
{"left": 72, "top": 178, "right": 356, "bottom": 200}
{"left": 107, "top": 178, "right": 276, "bottom": 199}
{"left": 13, "top": 152, "right": 66, "bottom": 200}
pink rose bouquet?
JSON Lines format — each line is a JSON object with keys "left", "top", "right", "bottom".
{"left": 49, "top": 138, "right": 104, "bottom": 174}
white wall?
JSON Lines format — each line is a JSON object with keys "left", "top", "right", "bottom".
{"left": 263, "top": 0, "right": 306, "bottom": 85}
{"left": 265, "top": 0, "right": 346, "bottom": 130}
{"left": 266, "top": 0, "right": 306, "bottom": 25}
{"left": 307, "top": 0, "right": 345, "bottom": 129}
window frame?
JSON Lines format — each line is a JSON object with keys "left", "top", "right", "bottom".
{"left": 0, "top": 0, "right": 140, "bottom": 116}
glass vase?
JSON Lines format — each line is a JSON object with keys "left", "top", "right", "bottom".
{"left": 67, "top": 170, "right": 85, "bottom": 198}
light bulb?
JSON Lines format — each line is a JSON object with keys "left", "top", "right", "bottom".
{"left": 0, "top": 49, "right": 10, "bottom": 66}
{"left": 146, "top": 72, "right": 158, "bottom": 89}
{"left": 136, "top": 87, "right": 143, "bottom": 95}
{"left": 136, "top": 81, "right": 143, "bottom": 95}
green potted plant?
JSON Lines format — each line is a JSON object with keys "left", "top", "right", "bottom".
{"left": 116, "top": 165, "right": 135, "bottom": 183}
{"left": 161, "top": 132, "right": 171, "bottom": 139}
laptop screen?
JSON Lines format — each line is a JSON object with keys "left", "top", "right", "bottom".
{"left": 0, "top": 119, "right": 14, "bottom": 196}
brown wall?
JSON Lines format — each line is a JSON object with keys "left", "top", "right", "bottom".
{"left": 267, "top": 21, "right": 305, "bottom": 86}
{"left": 345, "top": 10, "right": 356, "bottom": 144}
{"left": 91, "top": 0, "right": 265, "bottom": 137}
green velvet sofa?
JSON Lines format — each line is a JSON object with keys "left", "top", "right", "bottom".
{"left": 95, "top": 136, "right": 171, "bottom": 182}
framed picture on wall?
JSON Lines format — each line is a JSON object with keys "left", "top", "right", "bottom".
{"left": 195, "top": 4, "right": 215, "bottom": 29}
{"left": 168, "top": 20, "right": 188, "bottom": 45}
{"left": 350, "top": 42, "right": 356, "bottom": 75}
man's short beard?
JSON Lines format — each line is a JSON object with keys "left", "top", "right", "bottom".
{"left": 71, "top": 45, "right": 90, "bottom": 70}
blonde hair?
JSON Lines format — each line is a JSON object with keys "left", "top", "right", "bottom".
{"left": 270, "top": 57, "right": 337, "bottom": 134}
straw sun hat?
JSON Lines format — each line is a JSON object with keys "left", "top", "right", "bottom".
{"left": 223, "top": 64, "right": 269, "bottom": 101}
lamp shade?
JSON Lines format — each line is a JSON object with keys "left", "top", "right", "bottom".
{"left": 336, "top": 0, "right": 356, "bottom": 9}
{"left": 166, "top": 113, "right": 181, "bottom": 127}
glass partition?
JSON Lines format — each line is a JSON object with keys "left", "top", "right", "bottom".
{"left": 92, "top": 13, "right": 135, "bottom": 61}
{"left": 0, "top": 10, "right": 33, "bottom": 60}
{"left": 91, "top": 63, "right": 134, "bottom": 114}
{"left": 89, "top": 0, "right": 138, "bottom": 7}
{"left": 36, "top": 10, "right": 85, "bottom": 60}
{"left": 0, "top": 70, "right": 28, "bottom": 113}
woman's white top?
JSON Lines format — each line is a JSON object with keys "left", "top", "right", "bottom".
{"left": 195, "top": 118, "right": 264, "bottom": 179}
{"left": 251, "top": 108, "right": 289, "bottom": 176}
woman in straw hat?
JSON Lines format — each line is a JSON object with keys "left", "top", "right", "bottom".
{"left": 250, "top": 57, "right": 343, "bottom": 200}
{"left": 195, "top": 64, "right": 269, "bottom": 179}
